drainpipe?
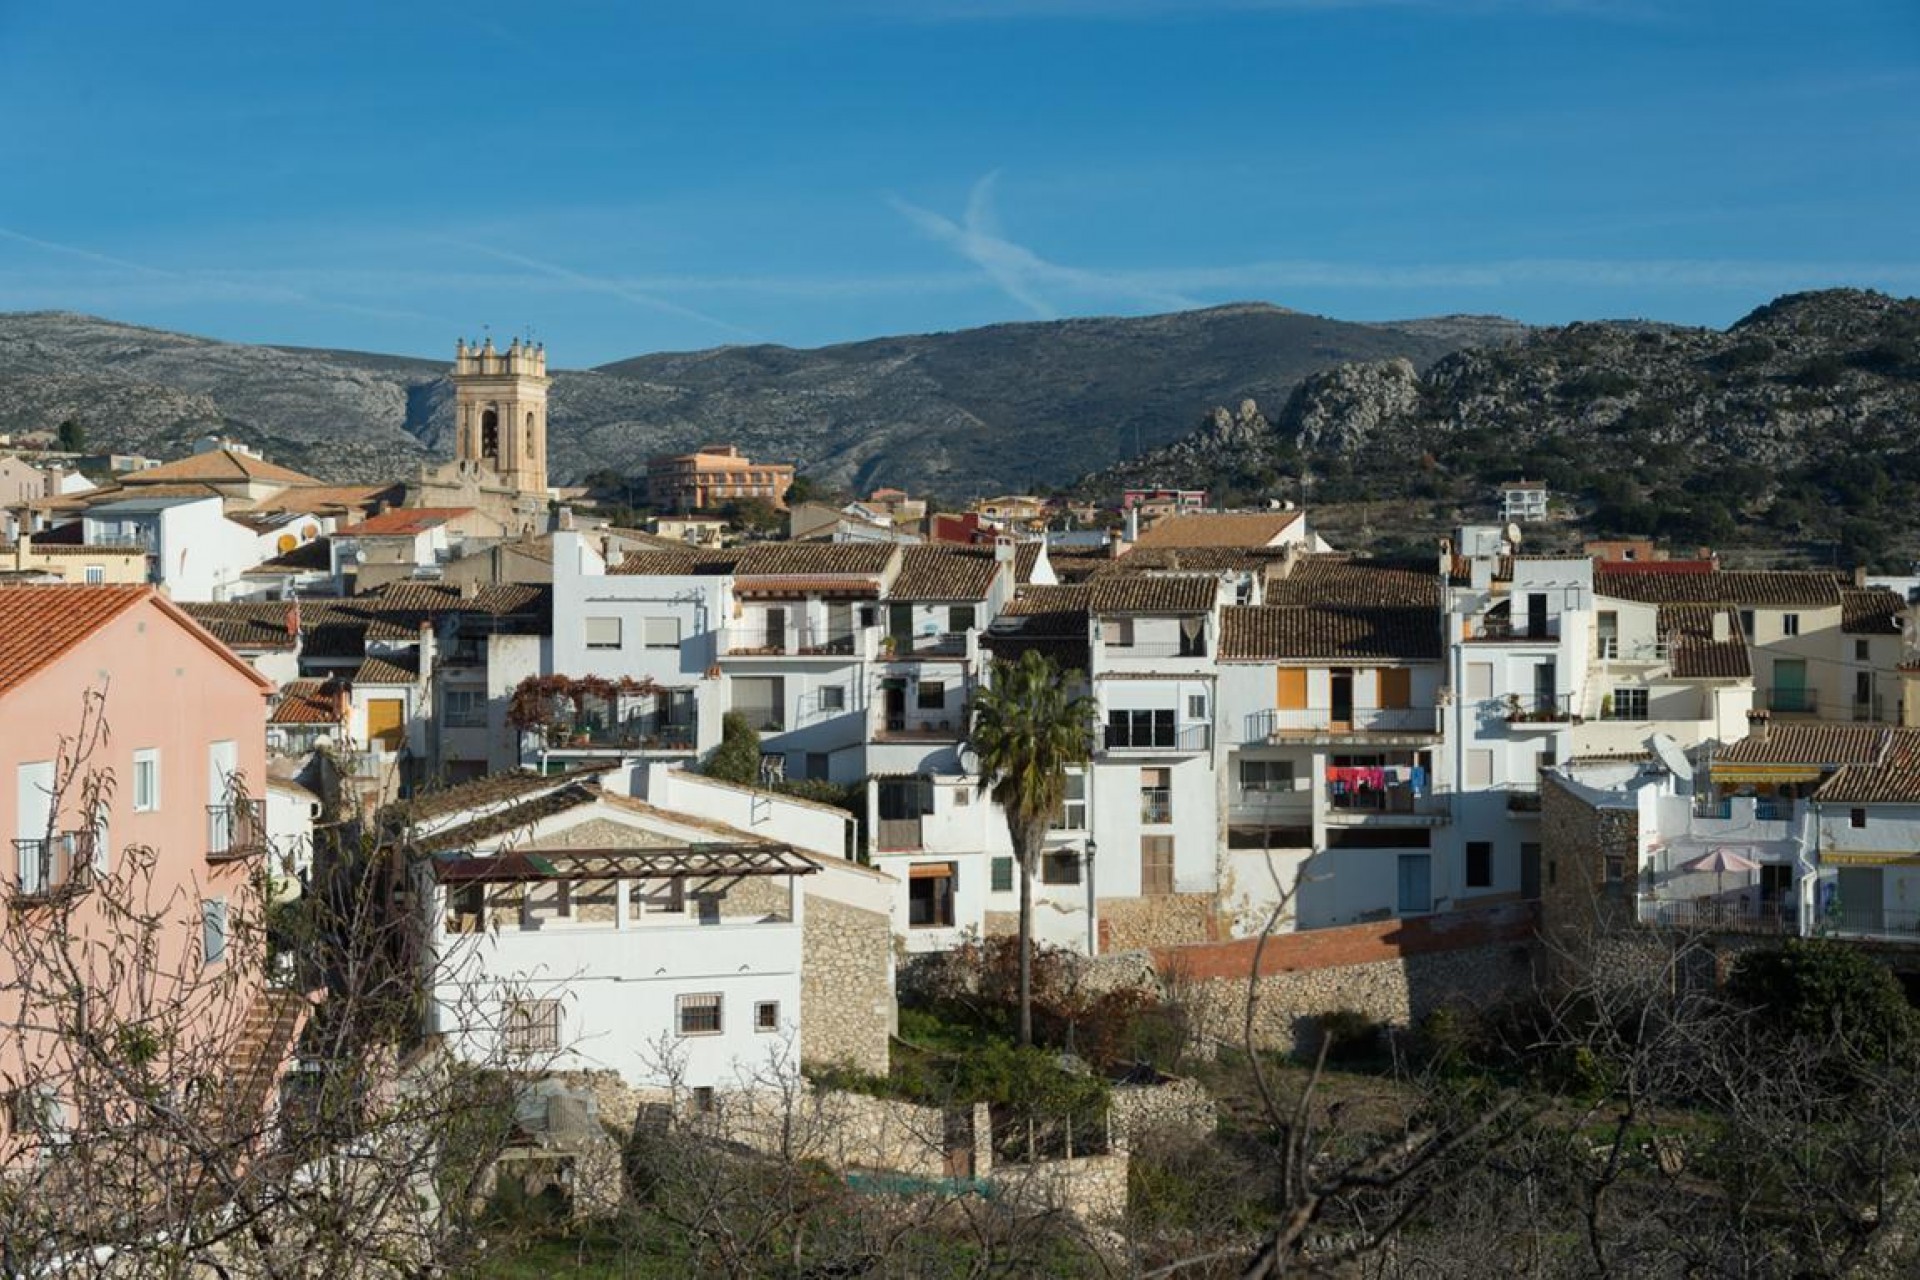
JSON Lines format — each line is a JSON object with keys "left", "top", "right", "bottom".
{"left": 1084, "top": 838, "right": 1099, "bottom": 955}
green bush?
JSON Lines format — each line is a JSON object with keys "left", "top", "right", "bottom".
{"left": 1728, "top": 939, "right": 1919, "bottom": 1065}
{"left": 702, "top": 711, "right": 761, "bottom": 785}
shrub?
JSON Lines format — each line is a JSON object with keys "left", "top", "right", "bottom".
{"left": 702, "top": 711, "right": 761, "bottom": 785}
{"left": 1316, "top": 1009, "right": 1385, "bottom": 1064}
{"left": 1728, "top": 939, "right": 1919, "bottom": 1065}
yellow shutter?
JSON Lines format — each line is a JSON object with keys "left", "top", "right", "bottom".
{"left": 367, "top": 699, "right": 405, "bottom": 750}
{"left": 1378, "top": 668, "right": 1412, "bottom": 710}
{"left": 1275, "top": 668, "right": 1308, "bottom": 710}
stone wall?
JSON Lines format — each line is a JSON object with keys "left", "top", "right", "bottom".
{"left": 1539, "top": 775, "right": 1642, "bottom": 978}
{"left": 1152, "top": 903, "right": 1540, "bottom": 1054}
{"left": 1108, "top": 1076, "right": 1214, "bottom": 1150}
{"left": 1098, "top": 892, "right": 1220, "bottom": 951}
{"left": 801, "top": 894, "right": 894, "bottom": 1074}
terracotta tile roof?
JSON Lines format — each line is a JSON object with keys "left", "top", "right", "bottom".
{"left": 335, "top": 507, "right": 473, "bottom": 538}
{"left": 412, "top": 783, "right": 602, "bottom": 854}
{"left": 1815, "top": 733, "right": 1920, "bottom": 802}
{"left": 0, "top": 585, "right": 151, "bottom": 698}
{"left": 1087, "top": 575, "right": 1218, "bottom": 615}
{"left": 1842, "top": 587, "right": 1905, "bottom": 636}
{"left": 887, "top": 547, "right": 1002, "bottom": 601}
{"left": 181, "top": 602, "right": 302, "bottom": 652}
{"left": 1220, "top": 605, "right": 1442, "bottom": 662}
{"left": 121, "top": 448, "right": 322, "bottom": 488}
{"left": 997, "top": 584, "right": 1091, "bottom": 627}
{"left": 1104, "top": 547, "right": 1276, "bottom": 575}
{"left": 611, "top": 549, "right": 740, "bottom": 576}
{"left": 984, "top": 585, "right": 1090, "bottom": 667}
{"left": 1597, "top": 566, "right": 1845, "bottom": 607}
{"left": 731, "top": 542, "right": 897, "bottom": 577}
{"left": 270, "top": 679, "right": 344, "bottom": 725}
{"left": 1447, "top": 554, "right": 1514, "bottom": 585}
{"left": 15, "top": 543, "right": 147, "bottom": 558}
{"left": 1265, "top": 555, "right": 1442, "bottom": 608}
{"left": 1131, "top": 511, "right": 1302, "bottom": 549}
{"left": 248, "top": 484, "right": 401, "bottom": 515}
{"left": 1041, "top": 550, "right": 1113, "bottom": 584}
{"left": 1716, "top": 722, "right": 1891, "bottom": 767}
{"left": 734, "top": 576, "right": 882, "bottom": 598}
{"left": 389, "top": 766, "right": 616, "bottom": 825}
{"left": 353, "top": 656, "right": 418, "bottom": 684}
{"left": 1658, "top": 604, "right": 1752, "bottom": 680}
{"left": 186, "top": 586, "right": 550, "bottom": 661}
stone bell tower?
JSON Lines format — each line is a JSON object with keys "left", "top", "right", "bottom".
{"left": 451, "top": 335, "right": 549, "bottom": 497}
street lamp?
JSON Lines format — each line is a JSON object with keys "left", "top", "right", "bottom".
{"left": 1083, "top": 837, "right": 1099, "bottom": 955}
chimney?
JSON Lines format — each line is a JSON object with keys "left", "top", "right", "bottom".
{"left": 1124, "top": 505, "right": 1140, "bottom": 544}
{"left": 1107, "top": 526, "right": 1124, "bottom": 560}
{"left": 1854, "top": 565, "right": 1868, "bottom": 588}
{"left": 1746, "top": 708, "right": 1771, "bottom": 744}
{"left": 1029, "top": 537, "right": 1058, "bottom": 586}
{"left": 1712, "top": 611, "right": 1730, "bottom": 643}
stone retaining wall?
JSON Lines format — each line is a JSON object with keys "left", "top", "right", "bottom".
{"left": 1098, "top": 892, "right": 1220, "bottom": 951}
{"left": 801, "top": 894, "right": 893, "bottom": 1074}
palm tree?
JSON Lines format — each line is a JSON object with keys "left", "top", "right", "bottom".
{"left": 969, "top": 648, "right": 1095, "bottom": 1046}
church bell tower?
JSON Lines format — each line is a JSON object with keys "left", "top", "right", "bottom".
{"left": 451, "top": 335, "right": 549, "bottom": 497}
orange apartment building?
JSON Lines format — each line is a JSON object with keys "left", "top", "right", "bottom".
{"left": 645, "top": 444, "right": 795, "bottom": 512}
{"left": 0, "top": 586, "right": 298, "bottom": 1153}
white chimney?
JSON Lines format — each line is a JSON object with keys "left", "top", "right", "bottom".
{"left": 1711, "top": 611, "right": 1730, "bottom": 643}
{"left": 1030, "top": 537, "right": 1057, "bottom": 586}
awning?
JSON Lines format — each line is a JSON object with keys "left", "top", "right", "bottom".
{"left": 908, "top": 861, "right": 958, "bottom": 879}
{"left": 1820, "top": 851, "right": 1920, "bottom": 868}
{"left": 1710, "top": 763, "right": 1826, "bottom": 785}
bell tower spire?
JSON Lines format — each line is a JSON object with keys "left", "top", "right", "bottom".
{"left": 450, "top": 334, "right": 549, "bottom": 497}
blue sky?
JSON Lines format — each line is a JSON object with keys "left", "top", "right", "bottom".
{"left": 1, "top": 0, "right": 1915, "bottom": 366}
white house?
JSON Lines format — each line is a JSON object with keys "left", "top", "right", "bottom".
{"left": 81, "top": 494, "right": 264, "bottom": 602}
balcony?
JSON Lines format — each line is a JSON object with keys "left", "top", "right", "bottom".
{"left": 1323, "top": 784, "right": 1451, "bottom": 825}
{"left": 882, "top": 631, "right": 971, "bottom": 661}
{"left": 873, "top": 717, "right": 963, "bottom": 743}
{"left": 875, "top": 816, "right": 924, "bottom": 852}
{"left": 13, "top": 834, "right": 94, "bottom": 902}
{"left": 724, "top": 625, "right": 867, "bottom": 658}
{"left": 1245, "top": 705, "right": 1442, "bottom": 745}
{"left": 534, "top": 717, "right": 697, "bottom": 753}
{"left": 1595, "top": 637, "right": 1670, "bottom": 663}
{"left": 1102, "top": 640, "right": 1208, "bottom": 660}
{"left": 1467, "top": 616, "right": 1559, "bottom": 643}
{"left": 1504, "top": 693, "right": 1579, "bottom": 727}
{"left": 1764, "top": 686, "right": 1818, "bottom": 715}
{"left": 1818, "top": 908, "right": 1920, "bottom": 944}
{"left": 207, "top": 799, "right": 268, "bottom": 863}
{"left": 1103, "top": 720, "right": 1211, "bottom": 754}
{"left": 1638, "top": 896, "right": 1797, "bottom": 936}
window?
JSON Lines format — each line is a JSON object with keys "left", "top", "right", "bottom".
{"left": 1042, "top": 850, "right": 1081, "bottom": 886}
{"left": 991, "top": 856, "right": 1014, "bottom": 893}
{"left": 732, "top": 677, "right": 784, "bottom": 731}
{"left": 1466, "top": 842, "right": 1493, "bottom": 889}
{"left": 1739, "top": 609, "right": 1755, "bottom": 640}
{"left": 1140, "top": 767, "right": 1172, "bottom": 824}
{"left": 954, "top": 786, "right": 970, "bottom": 807}
{"left": 504, "top": 998, "right": 561, "bottom": 1053}
{"left": 818, "top": 685, "right": 846, "bottom": 713}
{"left": 1053, "top": 771, "right": 1087, "bottom": 829}
{"left": 696, "top": 895, "right": 721, "bottom": 925}
{"left": 133, "top": 749, "right": 160, "bottom": 812}
{"left": 1609, "top": 687, "right": 1648, "bottom": 720}
{"left": 1109, "top": 617, "right": 1135, "bottom": 648}
{"left": 201, "top": 898, "right": 228, "bottom": 966}
{"left": 7, "top": 1086, "right": 62, "bottom": 1137}
{"left": 949, "top": 605, "right": 976, "bottom": 633}
{"left": 908, "top": 863, "right": 957, "bottom": 928}
{"left": 1109, "top": 709, "right": 1176, "bottom": 749}
{"left": 1141, "top": 837, "right": 1175, "bottom": 896}
{"left": 1855, "top": 639, "right": 1871, "bottom": 661}
{"left": 691, "top": 1086, "right": 717, "bottom": 1114}
{"left": 1782, "top": 613, "right": 1799, "bottom": 638}
{"left": 84, "top": 566, "right": 104, "bottom": 585}
{"left": 1188, "top": 693, "right": 1207, "bottom": 721}
{"left": 677, "top": 993, "right": 723, "bottom": 1036}
{"left": 1604, "top": 855, "right": 1624, "bottom": 884}
{"left": 917, "top": 680, "right": 946, "bottom": 711}
{"left": 642, "top": 617, "right": 682, "bottom": 650}
{"left": 443, "top": 689, "right": 486, "bottom": 728}
{"left": 584, "top": 616, "right": 622, "bottom": 649}
{"left": 754, "top": 1000, "right": 780, "bottom": 1033}
{"left": 1852, "top": 808, "right": 1868, "bottom": 829}
{"left": 1240, "top": 759, "right": 1294, "bottom": 794}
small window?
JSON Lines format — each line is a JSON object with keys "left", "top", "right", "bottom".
{"left": 1856, "top": 639, "right": 1871, "bottom": 662}
{"left": 84, "top": 566, "right": 104, "bottom": 585}
{"left": 696, "top": 895, "right": 721, "bottom": 925}
{"left": 677, "top": 993, "right": 723, "bottom": 1036}
{"left": 1141, "top": 836, "right": 1175, "bottom": 896}
{"left": 1852, "top": 808, "right": 1868, "bottom": 829}
{"left": 1782, "top": 613, "right": 1799, "bottom": 638}
{"left": 819, "top": 685, "right": 846, "bottom": 713}
{"left": 691, "top": 1086, "right": 716, "bottom": 1114}
{"left": 1609, "top": 687, "right": 1649, "bottom": 720}
{"left": 1140, "top": 767, "right": 1172, "bottom": 824}
{"left": 1604, "top": 855, "right": 1624, "bottom": 884}
{"left": 990, "top": 856, "right": 1014, "bottom": 893}
{"left": 1053, "top": 770, "right": 1087, "bottom": 830}
{"left": 949, "top": 605, "right": 976, "bottom": 633}
{"left": 1188, "top": 693, "right": 1207, "bottom": 720}
{"left": 1240, "top": 759, "right": 1294, "bottom": 794}
{"left": 443, "top": 688, "right": 487, "bottom": 728}
{"left": 917, "top": 680, "right": 946, "bottom": 711}
{"left": 1739, "top": 609, "right": 1755, "bottom": 639}
{"left": 1109, "top": 617, "right": 1135, "bottom": 648}
{"left": 954, "top": 786, "right": 971, "bottom": 807}
{"left": 1042, "top": 850, "right": 1081, "bottom": 886}
{"left": 505, "top": 998, "right": 562, "bottom": 1054}
{"left": 1466, "top": 842, "right": 1493, "bottom": 889}
{"left": 642, "top": 617, "right": 681, "bottom": 650}
{"left": 133, "top": 749, "right": 160, "bottom": 812}
{"left": 754, "top": 1000, "right": 780, "bottom": 1033}
{"left": 584, "top": 616, "right": 622, "bottom": 649}
{"left": 201, "top": 898, "right": 228, "bottom": 966}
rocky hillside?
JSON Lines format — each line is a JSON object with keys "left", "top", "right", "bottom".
{"left": 1084, "top": 290, "right": 1920, "bottom": 566}
{"left": 0, "top": 307, "right": 1518, "bottom": 497}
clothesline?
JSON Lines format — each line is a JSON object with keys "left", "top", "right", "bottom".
{"left": 1326, "top": 765, "right": 1428, "bottom": 796}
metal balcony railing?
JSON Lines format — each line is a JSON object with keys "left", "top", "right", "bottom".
{"left": 874, "top": 718, "right": 963, "bottom": 742}
{"left": 1104, "top": 722, "right": 1211, "bottom": 752}
{"left": 726, "top": 625, "right": 862, "bottom": 657}
{"left": 1818, "top": 908, "right": 1920, "bottom": 942}
{"left": 1596, "top": 637, "right": 1670, "bottom": 662}
{"left": 1470, "top": 616, "right": 1558, "bottom": 642}
{"left": 207, "top": 799, "right": 268, "bottom": 862}
{"left": 1102, "top": 640, "right": 1208, "bottom": 659}
{"left": 883, "top": 631, "right": 969, "bottom": 659}
{"left": 1245, "top": 706, "right": 1442, "bottom": 740}
{"left": 13, "top": 834, "right": 93, "bottom": 901}
{"left": 1638, "top": 897, "right": 1797, "bottom": 935}
{"left": 536, "top": 718, "right": 697, "bottom": 751}
{"left": 1505, "top": 692, "right": 1578, "bottom": 724}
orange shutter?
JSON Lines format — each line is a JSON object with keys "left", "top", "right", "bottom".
{"left": 1275, "top": 668, "right": 1308, "bottom": 710}
{"left": 1378, "top": 668, "right": 1412, "bottom": 710}
{"left": 367, "top": 699, "right": 406, "bottom": 750}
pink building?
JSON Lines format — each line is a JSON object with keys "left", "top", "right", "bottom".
{"left": 0, "top": 586, "right": 287, "bottom": 1145}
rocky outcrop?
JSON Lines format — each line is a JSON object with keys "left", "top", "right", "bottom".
{"left": 1277, "top": 357, "right": 1421, "bottom": 455}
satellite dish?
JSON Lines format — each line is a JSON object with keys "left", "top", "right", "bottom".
{"left": 1504, "top": 522, "right": 1523, "bottom": 548}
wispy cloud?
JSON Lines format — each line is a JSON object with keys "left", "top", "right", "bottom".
{"left": 447, "top": 241, "right": 763, "bottom": 341}
{"left": 891, "top": 171, "right": 1199, "bottom": 318}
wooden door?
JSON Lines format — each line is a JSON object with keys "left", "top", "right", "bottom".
{"left": 366, "top": 699, "right": 405, "bottom": 750}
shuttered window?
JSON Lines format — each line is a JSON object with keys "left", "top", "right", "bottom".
{"left": 1275, "top": 668, "right": 1308, "bottom": 710}
{"left": 1141, "top": 837, "right": 1175, "bottom": 897}
{"left": 584, "top": 616, "right": 622, "bottom": 649}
